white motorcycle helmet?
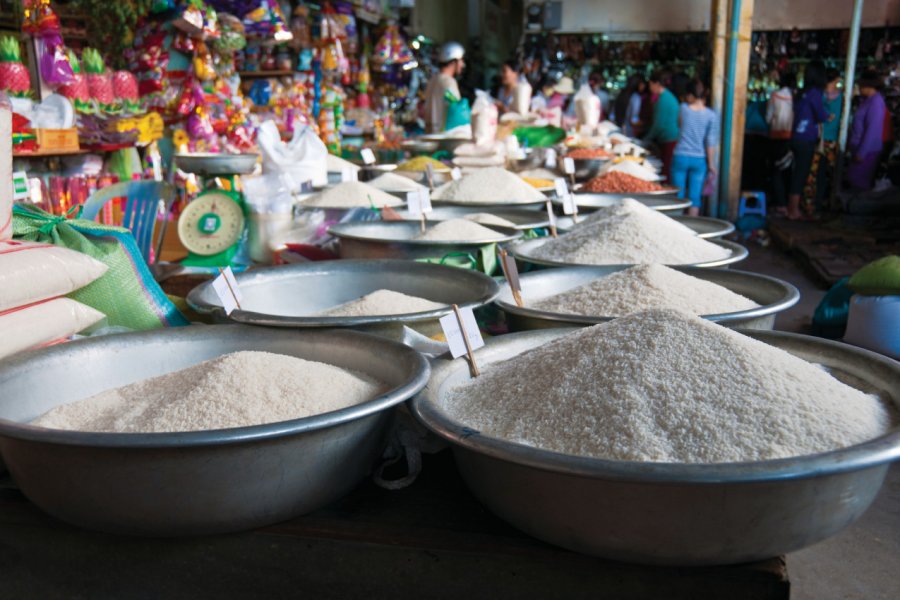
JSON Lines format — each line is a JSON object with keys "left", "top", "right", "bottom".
{"left": 438, "top": 41, "right": 465, "bottom": 64}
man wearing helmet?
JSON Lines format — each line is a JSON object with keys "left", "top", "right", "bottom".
{"left": 423, "top": 41, "right": 466, "bottom": 133}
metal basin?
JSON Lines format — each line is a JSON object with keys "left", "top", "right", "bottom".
{"left": 510, "top": 237, "right": 749, "bottom": 269}
{"left": 187, "top": 260, "right": 500, "bottom": 339}
{"left": 0, "top": 325, "right": 429, "bottom": 536}
{"left": 411, "top": 328, "right": 900, "bottom": 565}
{"left": 432, "top": 198, "right": 546, "bottom": 210}
{"left": 557, "top": 214, "right": 736, "bottom": 238}
{"left": 566, "top": 191, "right": 689, "bottom": 212}
{"left": 495, "top": 266, "right": 800, "bottom": 331}
{"left": 569, "top": 157, "right": 610, "bottom": 180}
{"left": 329, "top": 222, "right": 522, "bottom": 262}
{"left": 174, "top": 153, "right": 259, "bottom": 175}
{"left": 394, "top": 206, "right": 550, "bottom": 231}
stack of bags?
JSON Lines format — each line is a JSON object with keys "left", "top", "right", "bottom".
{"left": 0, "top": 239, "right": 107, "bottom": 360}
{"left": 452, "top": 141, "right": 507, "bottom": 174}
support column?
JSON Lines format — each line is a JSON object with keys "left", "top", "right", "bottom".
{"left": 718, "top": 0, "right": 755, "bottom": 220}
{"left": 833, "top": 0, "right": 864, "bottom": 203}
{"left": 709, "top": 0, "right": 728, "bottom": 217}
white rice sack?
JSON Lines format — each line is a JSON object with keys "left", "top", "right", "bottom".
{"left": 513, "top": 80, "right": 532, "bottom": 116}
{"left": 0, "top": 240, "right": 108, "bottom": 312}
{"left": 471, "top": 90, "right": 499, "bottom": 147}
{"left": 454, "top": 141, "right": 506, "bottom": 158}
{"left": 0, "top": 298, "right": 104, "bottom": 359}
{"left": 574, "top": 84, "right": 601, "bottom": 129}
{"left": 596, "top": 120, "right": 620, "bottom": 136}
{"left": 453, "top": 155, "right": 507, "bottom": 168}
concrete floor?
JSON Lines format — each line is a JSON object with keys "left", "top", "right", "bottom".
{"left": 741, "top": 241, "right": 900, "bottom": 600}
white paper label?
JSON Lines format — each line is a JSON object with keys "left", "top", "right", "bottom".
{"left": 439, "top": 307, "right": 485, "bottom": 359}
{"left": 545, "top": 201, "right": 557, "bottom": 227}
{"left": 544, "top": 148, "right": 557, "bottom": 169}
{"left": 12, "top": 171, "right": 29, "bottom": 200}
{"left": 501, "top": 253, "right": 521, "bottom": 292}
{"left": 450, "top": 167, "right": 462, "bottom": 181}
{"left": 562, "top": 157, "right": 575, "bottom": 174}
{"left": 553, "top": 177, "right": 568, "bottom": 198}
{"left": 407, "top": 189, "right": 433, "bottom": 217}
{"left": 211, "top": 266, "right": 243, "bottom": 315}
{"left": 562, "top": 193, "right": 578, "bottom": 216}
{"left": 360, "top": 148, "right": 376, "bottom": 165}
{"left": 341, "top": 166, "right": 358, "bottom": 182}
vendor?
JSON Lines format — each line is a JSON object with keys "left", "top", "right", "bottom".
{"left": 423, "top": 41, "right": 466, "bottom": 133}
{"left": 847, "top": 71, "right": 887, "bottom": 191}
{"left": 496, "top": 60, "right": 522, "bottom": 113}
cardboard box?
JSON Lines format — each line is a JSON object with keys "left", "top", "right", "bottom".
{"left": 35, "top": 128, "right": 80, "bottom": 153}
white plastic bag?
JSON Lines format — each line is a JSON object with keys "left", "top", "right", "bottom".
{"left": 257, "top": 120, "right": 328, "bottom": 191}
{"left": 243, "top": 174, "right": 296, "bottom": 264}
{"left": 0, "top": 298, "right": 105, "bottom": 360}
{"left": 470, "top": 90, "right": 498, "bottom": 147}
{"left": 513, "top": 79, "right": 532, "bottom": 116}
{"left": 0, "top": 240, "right": 108, "bottom": 312}
{"left": 844, "top": 295, "right": 900, "bottom": 360}
{"left": 574, "top": 83, "right": 601, "bottom": 129}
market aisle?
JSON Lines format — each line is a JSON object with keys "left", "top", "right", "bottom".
{"left": 743, "top": 240, "right": 900, "bottom": 600}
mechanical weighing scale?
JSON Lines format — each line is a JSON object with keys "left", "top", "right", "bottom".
{"left": 173, "top": 153, "right": 259, "bottom": 269}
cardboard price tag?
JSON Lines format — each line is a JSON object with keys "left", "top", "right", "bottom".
{"left": 553, "top": 177, "right": 568, "bottom": 198}
{"left": 544, "top": 148, "right": 557, "bottom": 169}
{"left": 341, "top": 166, "right": 358, "bottom": 182}
{"left": 439, "top": 306, "right": 485, "bottom": 359}
{"left": 561, "top": 193, "right": 578, "bottom": 216}
{"left": 450, "top": 167, "right": 462, "bottom": 181}
{"left": 211, "top": 266, "right": 243, "bottom": 315}
{"left": 360, "top": 148, "right": 376, "bottom": 165}
{"left": 407, "top": 189, "right": 433, "bottom": 217}
{"left": 562, "top": 157, "right": 575, "bottom": 175}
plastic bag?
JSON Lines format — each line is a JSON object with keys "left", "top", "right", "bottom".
{"left": 243, "top": 174, "right": 296, "bottom": 263}
{"left": 0, "top": 297, "right": 104, "bottom": 360}
{"left": 844, "top": 295, "right": 900, "bottom": 359}
{"left": 574, "top": 83, "right": 601, "bottom": 129}
{"left": 513, "top": 79, "right": 532, "bottom": 116}
{"left": 12, "top": 204, "right": 188, "bottom": 330}
{"left": 471, "top": 89, "right": 498, "bottom": 147}
{"left": 444, "top": 90, "right": 471, "bottom": 131}
{"left": 257, "top": 120, "right": 328, "bottom": 190}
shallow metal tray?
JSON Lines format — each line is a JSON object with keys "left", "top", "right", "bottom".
{"left": 174, "top": 153, "right": 259, "bottom": 176}
{"left": 565, "top": 191, "right": 689, "bottom": 211}
{"left": 187, "top": 260, "right": 499, "bottom": 332}
{"left": 329, "top": 222, "right": 522, "bottom": 261}
{"left": 411, "top": 328, "right": 900, "bottom": 565}
{"left": 556, "top": 214, "right": 736, "bottom": 238}
{"left": 509, "top": 237, "right": 749, "bottom": 269}
{"left": 495, "top": 266, "right": 799, "bottom": 331}
{"left": 394, "top": 206, "right": 550, "bottom": 231}
{"left": 0, "top": 325, "right": 429, "bottom": 536}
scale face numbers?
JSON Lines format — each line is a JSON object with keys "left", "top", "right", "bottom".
{"left": 178, "top": 192, "right": 244, "bottom": 256}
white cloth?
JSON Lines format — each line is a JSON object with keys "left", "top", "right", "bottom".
{"left": 423, "top": 72, "right": 461, "bottom": 133}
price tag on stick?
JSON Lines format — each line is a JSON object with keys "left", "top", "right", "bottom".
{"left": 554, "top": 177, "right": 568, "bottom": 198}
{"left": 545, "top": 200, "right": 558, "bottom": 238}
{"left": 544, "top": 148, "right": 557, "bottom": 169}
{"left": 212, "top": 266, "right": 243, "bottom": 315}
{"left": 561, "top": 192, "right": 579, "bottom": 223}
{"left": 498, "top": 248, "right": 523, "bottom": 307}
{"left": 562, "top": 157, "right": 575, "bottom": 175}
{"left": 341, "top": 166, "right": 358, "bottom": 182}
{"left": 439, "top": 304, "right": 485, "bottom": 377}
{"left": 450, "top": 167, "right": 462, "bottom": 181}
{"left": 360, "top": 148, "right": 376, "bottom": 165}
{"left": 407, "top": 189, "right": 432, "bottom": 217}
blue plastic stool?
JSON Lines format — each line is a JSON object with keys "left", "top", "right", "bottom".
{"left": 738, "top": 191, "right": 767, "bottom": 218}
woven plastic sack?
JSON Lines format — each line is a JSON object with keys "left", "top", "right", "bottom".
{"left": 414, "top": 245, "right": 498, "bottom": 276}
{"left": 848, "top": 255, "right": 900, "bottom": 296}
{"left": 444, "top": 90, "right": 471, "bottom": 131}
{"left": 12, "top": 204, "right": 188, "bottom": 330}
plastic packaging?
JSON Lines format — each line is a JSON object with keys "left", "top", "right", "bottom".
{"left": 574, "top": 83, "right": 601, "bottom": 130}
{"left": 0, "top": 297, "right": 104, "bottom": 360}
{"left": 844, "top": 295, "right": 900, "bottom": 359}
{"left": 471, "top": 90, "right": 498, "bottom": 147}
{"left": 257, "top": 120, "right": 328, "bottom": 190}
{"left": 513, "top": 79, "right": 532, "bottom": 116}
{"left": 0, "top": 240, "right": 108, "bottom": 311}
{"left": 243, "top": 174, "right": 296, "bottom": 264}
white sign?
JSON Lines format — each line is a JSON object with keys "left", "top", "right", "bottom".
{"left": 450, "top": 167, "right": 462, "bottom": 181}
{"left": 553, "top": 177, "right": 568, "bottom": 198}
{"left": 211, "top": 266, "right": 243, "bottom": 315}
{"left": 12, "top": 171, "right": 29, "bottom": 200}
{"left": 561, "top": 193, "right": 578, "bottom": 216}
{"left": 544, "top": 148, "right": 557, "bottom": 169}
{"left": 340, "top": 166, "right": 358, "bottom": 182}
{"left": 439, "top": 307, "right": 485, "bottom": 359}
{"left": 562, "top": 157, "right": 575, "bottom": 175}
{"left": 545, "top": 201, "right": 557, "bottom": 227}
{"left": 360, "top": 148, "right": 376, "bottom": 165}
{"left": 407, "top": 189, "right": 432, "bottom": 217}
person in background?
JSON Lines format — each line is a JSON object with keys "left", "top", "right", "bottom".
{"left": 787, "top": 60, "right": 829, "bottom": 220}
{"left": 423, "top": 41, "right": 465, "bottom": 133}
{"left": 671, "top": 79, "right": 719, "bottom": 217}
{"left": 589, "top": 72, "right": 611, "bottom": 119}
{"left": 766, "top": 70, "right": 795, "bottom": 212}
{"left": 613, "top": 74, "right": 645, "bottom": 137}
{"left": 643, "top": 71, "right": 680, "bottom": 181}
{"left": 847, "top": 71, "right": 886, "bottom": 191}
{"left": 551, "top": 76, "right": 575, "bottom": 110}
{"left": 804, "top": 69, "right": 843, "bottom": 213}
{"left": 496, "top": 60, "right": 521, "bottom": 113}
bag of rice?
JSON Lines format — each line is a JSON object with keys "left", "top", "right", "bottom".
{"left": 0, "top": 240, "right": 108, "bottom": 312}
{"left": 513, "top": 79, "right": 532, "bottom": 116}
{"left": 574, "top": 84, "right": 601, "bottom": 129}
{"left": 0, "top": 298, "right": 104, "bottom": 360}
{"left": 471, "top": 90, "right": 498, "bottom": 147}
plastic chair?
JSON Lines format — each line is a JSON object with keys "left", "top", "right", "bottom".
{"left": 738, "top": 191, "right": 767, "bottom": 219}
{"left": 80, "top": 181, "right": 176, "bottom": 263}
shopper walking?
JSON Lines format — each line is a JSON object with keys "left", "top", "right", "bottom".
{"left": 847, "top": 71, "right": 887, "bottom": 191}
{"left": 613, "top": 74, "right": 645, "bottom": 137}
{"left": 766, "top": 71, "right": 795, "bottom": 211}
{"left": 787, "top": 61, "right": 829, "bottom": 220}
{"left": 643, "top": 71, "right": 680, "bottom": 181}
{"left": 804, "top": 69, "right": 843, "bottom": 212}
{"left": 671, "top": 80, "right": 718, "bottom": 217}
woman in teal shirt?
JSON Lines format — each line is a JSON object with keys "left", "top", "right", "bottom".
{"left": 643, "top": 71, "right": 680, "bottom": 182}
{"left": 804, "top": 69, "right": 842, "bottom": 213}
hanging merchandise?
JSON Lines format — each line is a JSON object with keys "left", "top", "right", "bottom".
{"left": 22, "top": 0, "right": 74, "bottom": 87}
{"left": 57, "top": 50, "right": 91, "bottom": 112}
{"left": 319, "top": 3, "right": 348, "bottom": 79}
{"left": 0, "top": 36, "right": 32, "bottom": 98}
{"left": 372, "top": 23, "right": 414, "bottom": 68}
{"left": 82, "top": 48, "right": 117, "bottom": 113}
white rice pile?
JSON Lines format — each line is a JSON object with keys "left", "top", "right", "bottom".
{"left": 463, "top": 213, "right": 516, "bottom": 228}
{"left": 415, "top": 218, "right": 506, "bottom": 241}
{"left": 518, "top": 168, "right": 559, "bottom": 180}
{"left": 531, "top": 265, "right": 759, "bottom": 316}
{"left": 32, "top": 351, "right": 382, "bottom": 433}
{"left": 326, "top": 153, "right": 360, "bottom": 173}
{"left": 369, "top": 172, "right": 426, "bottom": 192}
{"left": 573, "top": 198, "right": 691, "bottom": 231}
{"left": 599, "top": 159, "right": 661, "bottom": 181}
{"left": 300, "top": 181, "right": 404, "bottom": 208}
{"left": 446, "top": 309, "right": 892, "bottom": 463}
{"left": 432, "top": 167, "right": 545, "bottom": 204}
{"left": 318, "top": 289, "right": 445, "bottom": 317}
{"left": 531, "top": 200, "right": 731, "bottom": 265}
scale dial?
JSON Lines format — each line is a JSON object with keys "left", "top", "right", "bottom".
{"left": 177, "top": 192, "right": 245, "bottom": 256}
